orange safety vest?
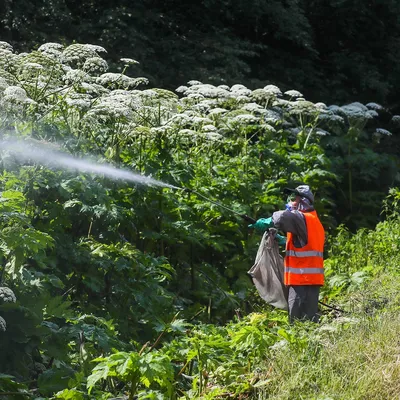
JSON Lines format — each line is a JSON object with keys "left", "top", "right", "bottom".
{"left": 284, "top": 210, "right": 325, "bottom": 286}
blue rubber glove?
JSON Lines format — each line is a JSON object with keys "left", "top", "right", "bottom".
{"left": 275, "top": 233, "right": 287, "bottom": 246}
{"left": 248, "top": 217, "right": 273, "bottom": 232}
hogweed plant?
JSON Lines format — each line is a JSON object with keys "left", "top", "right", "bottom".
{"left": 0, "top": 41, "right": 398, "bottom": 399}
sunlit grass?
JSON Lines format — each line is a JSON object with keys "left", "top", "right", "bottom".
{"left": 255, "top": 275, "right": 400, "bottom": 400}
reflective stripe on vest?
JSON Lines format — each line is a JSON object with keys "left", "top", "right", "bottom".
{"left": 284, "top": 210, "right": 325, "bottom": 286}
{"left": 286, "top": 250, "right": 324, "bottom": 258}
{"left": 284, "top": 267, "right": 324, "bottom": 274}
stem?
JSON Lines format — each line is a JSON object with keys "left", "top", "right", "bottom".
{"left": 348, "top": 140, "right": 353, "bottom": 211}
{"left": 198, "top": 348, "right": 203, "bottom": 394}
{"left": 129, "top": 373, "right": 139, "bottom": 400}
{"left": 149, "top": 313, "right": 179, "bottom": 351}
{"left": 177, "top": 359, "right": 191, "bottom": 377}
{"left": 139, "top": 341, "right": 150, "bottom": 355}
{"left": 303, "top": 127, "right": 313, "bottom": 150}
{"left": 0, "top": 257, "right": 5, "bottom": 284}
{"left": 139, "top": 130, "right": 143, "bottom": 173}
{"left": 87, "top": 219, "right": 93, "bottom": 238}
{"left": 159, "top": 193, "right": 164, "bottom": 256}
{"left": 190, "top": 243, "right": 195, "bottom": 290}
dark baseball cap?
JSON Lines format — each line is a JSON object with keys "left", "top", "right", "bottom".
{"left": 284, "top": 185, "right": 314, "bottom": 203}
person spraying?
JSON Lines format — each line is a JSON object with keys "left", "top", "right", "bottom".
{"left": 249, "top": 185, "right": 325, "bottom": 323}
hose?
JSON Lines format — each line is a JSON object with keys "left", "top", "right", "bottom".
{"left": 174, "top": 186, "right": 256, "bottom": 223}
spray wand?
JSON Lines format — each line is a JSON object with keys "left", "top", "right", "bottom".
{"left": 173, "top": 186, "right": 256, "bottom": 224}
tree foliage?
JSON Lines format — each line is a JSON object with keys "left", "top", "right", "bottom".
{"left": 3, "top": 0, "right": 400, "bottom": 107}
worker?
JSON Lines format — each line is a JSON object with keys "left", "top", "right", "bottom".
{"left": 249, "top": 185, "right": 325, "bottom": 323}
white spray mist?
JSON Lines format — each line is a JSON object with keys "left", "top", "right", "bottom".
{"left": 0, "top": 138, "right": 180, "bottom": 190}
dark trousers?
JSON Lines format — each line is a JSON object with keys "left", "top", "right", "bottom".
{"left": 288, "top": 285, "right": 320, "bottom": 323}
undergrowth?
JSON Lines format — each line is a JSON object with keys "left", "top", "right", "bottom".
{"left": 255, "top": 266, "right": 400, "bottom": 399}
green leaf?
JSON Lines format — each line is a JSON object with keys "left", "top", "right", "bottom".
{"left": 38, "top": 367, "right": 75, "bottom": 396}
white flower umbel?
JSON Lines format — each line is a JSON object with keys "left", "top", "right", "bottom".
{"left": 234, "top": 95, "right": 250, "bottom": 103}
{"left": 0, "top": 77, "right": 9, "bottom": 92}
{"left": 202, "top": 131, "right": 223, "bottom": 141}
{"left": 176, "top": 85, "right": 188, "bottom": 94}
{"left": 83, "top": 57, "right": 109, "bottom": 74}
{"left": 315, "top": 128, "right": 330, "bottom": 136}
{"left": 84, "top": 90, "right": 142, "bottom": 122}
{"left": 150, "top": 126, "right": 170, "bottom": 135}
{"left": 140, "top": 89, "right": 159, "bottom": 99}
{"left": 318, "top": 113, "right": 344, "bottom": 124}
{"left": 264, "top": 124, "right": 277, "bottom": 133}
{"left": 284, "top": 89, "right": 303, "bottom": 98}
{"left": 314, "top": 102, "right": 327, "bottom": 110}
{"left": 120, "top": 58, "right": 139, "bottom": 65}
{"left": 63, "top": 44, "right": 107, "bottom": 67}
{"left": 4, "top": 86, "right": 28, "bottom": 100}
{"left": 366, "top": 102, "right": 383, "bottom": 110}
{"left": 327, "top": 105, "right": 341, "bottom": 112}
{"left": 38, "top": 43, "right": 64, "bottom": 52}
{"left": 342, "top": 102, "right": 368, "bottom": 112}
{"left": 37, "top": 43, "right": 65, "bottom": 61}
{"left": 0, "top": 41, "right": 13, "bottom": 52}
{"left": 84, "top": 44, "right": 107, "bottom": 54}
{"left": 96, "top": 73, "right": 148, "bottom": 90}
{"left": 208, "top": 107, "right": 227, "bottom": 115}
{"left": 230, "top": 84, "right": 251, "bottom": 96}
{"left": 231, "top": 114, "right": 258, "bottom": 124}
{"left": 263, "top": 109, "right": 282, "bottom": 123}
{"left": 0, "top": 49, "right": 17, "bottom": 69}
{"left": 169, "top": 114, "right": 192, "bottom": 125}
{"left": 64, "top": 69, "right": 91, "bottom": 85}
{"left": 17, "top": 62, "right": 46, "bottom": 84}
{"left": 240, "top": 102, "right": 263, "bottom": 113}
{"left": 202, "top": 124, "right": 217, "bottom": 132}
{"left": 272, "top": 98, "right": 292, "bottom": 108}
{"left": 366, "top": 110, "right": 379, "bottom": 118}
{"left": 375, "top": 128, "right": 392, "bottom": 136}
{"left": 391, "top": 115, "right": 400, "bottom": 124}
{"left": 187, "top": 80, "right": 202, "bottom": 86}
{"left": 22, "top": 62, "right": 44, "bottom": 72}
{"left": 65, "top": 93, "right": 92, "bottom": 111}
{"left": 192, "top": 116, "right": 213, "bottom": 125}
{"left": 1, "top": 85, "right": 36, "bottom": 115}
{"left": 80, "top": 81, "right": 109, "bottom": 96}
{"left": 337, "top": 103, "right": 369, "bottom": 121}
{"left": 264, "top": 84, "right": 282, "bottom": 96}
{"left": 187, "top": 93, "right": 205, "bottom": 100}
{"left": 192, "top": 101, "right": 212, "bottom": 113}
{"left": 185, "top": 84, "right": 229, "bottom": 99}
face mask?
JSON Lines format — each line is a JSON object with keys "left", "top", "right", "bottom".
{"left": 285, "top": 202, "right": 296, "bottom": 211}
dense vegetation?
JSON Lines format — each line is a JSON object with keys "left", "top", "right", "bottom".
{"left": 3, "top": 0, "right": 400, "bottom": 107}
{"left": 0, "top": 41, "right": 400, "bottom": 399}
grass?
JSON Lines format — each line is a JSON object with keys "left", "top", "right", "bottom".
{"left": 253, "top": 274, "right": 400, "bottom": 400}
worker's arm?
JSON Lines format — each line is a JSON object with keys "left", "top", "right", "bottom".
{"left": 272, "top": 210, "right": 307, "bottom": 247}
{"left": 248, "top": 217, "right": 273, "bottom": 232}
{"left": 275, "top": 233, "right": 287, "bottom": 246}
{"left": 248, "top": 217, "right": 287, "bottom": 246}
